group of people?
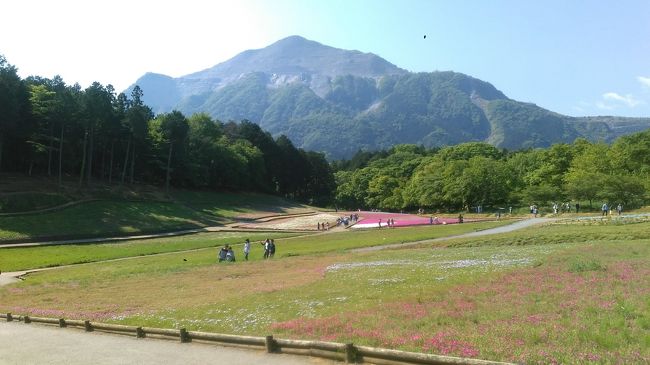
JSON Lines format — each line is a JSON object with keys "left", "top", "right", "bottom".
{"left": 601, "top": 203, "right": 623, "bottom": 216}
{"left": 551, "top": 202, "right": 575, "bottom": 214}
{"left": 217, "top": 244, "right": 237, "bottom": 262}
{"left": 378, "top": 218, "right": 397, "bottom": 228}
{"left": 218, "top": 238, "right": 276, "bottom": 263}
{"left": 317, "top": 222, "right": 330, "bottom": 230}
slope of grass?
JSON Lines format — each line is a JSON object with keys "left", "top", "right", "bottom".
{"left": 171, "top": 190, "right": 314, "bottom": 219}
{"left": 0, "top": 200, "right": 216, "bottom": 241}
{"left": 0, "top": 232, "right": 295, "bottom": 272}
{"left": 0, "top": 220, "right": 505, "bottom": 271}
{"left": 2, "top": 221, "right": 647, "bottom": 363}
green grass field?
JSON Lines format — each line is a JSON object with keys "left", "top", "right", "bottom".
{"left": 0, "top": 189, "right": 320, "bottom": 242}
{"left": 0, "top": 200, "right": 216, "bottom": 241}
{"left": 1, "top": 218, "right": 648, "bottom": 363}
{"left": 0, "top": 220, "right": 505, "bottom": 271}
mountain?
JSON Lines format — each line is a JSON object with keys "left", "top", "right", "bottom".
{"left": 127, "top": 36, "right": 650, "bottom": 159}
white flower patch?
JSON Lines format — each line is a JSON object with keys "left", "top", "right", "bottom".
{"left": 326, "top": 260, "right": 415, "bottom": 272}
{"left": 369, "top": 278, "right": 405, "bottom": 286}
{"left": 437, "top": 257, "right": 531, "bottom": 269}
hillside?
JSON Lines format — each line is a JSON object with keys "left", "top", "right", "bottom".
{"left": 128, "top": 36, "right": 650, "bottom": 159}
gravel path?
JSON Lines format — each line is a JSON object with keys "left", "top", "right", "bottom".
{"left": 0, "top": 321, "right": 335, "bottom": 365}
{"left": 352, "top": 217, "right": 556, "bottom": 253}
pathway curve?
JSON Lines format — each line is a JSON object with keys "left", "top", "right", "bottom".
{"left": 352, "top": 217, "right": 556, "bottom": 253}
{"left": 0, "top": 218, "right": 554, "bottom": 287}
{"left": 0, "top": 321, "right": 334, "bottom": 365}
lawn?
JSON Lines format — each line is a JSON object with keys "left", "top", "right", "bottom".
{"left": 0, "top": 200, "right": 217, "bottom": 241}
{"left": 171, "top": 190, "right": 315, "bottom": 219}
{"left": 0, "top": 231, "right": 296, "bottom": 272}
{"left": 0, "top": 220, "right": 505, "bottom": 271}
{"left": 0, "top": 189, "right": 321, "bottom": 242}
{"left": 1, "top": 220, "right": 648, "bottom": 364}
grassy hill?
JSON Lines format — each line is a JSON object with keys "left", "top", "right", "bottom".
{"left": 0, "top": 174, "right": 314, "bottom": 242}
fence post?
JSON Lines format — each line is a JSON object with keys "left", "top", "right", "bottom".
{"left": 6, "top": 313, "right": 12, "bottom": 322}
{"left": 84, "top": 320, "right": 92, "bottom": 332}
{"left": 179, "top": 328, "right": 190, "bottom": 343}
{"left": 136, "top": 327, "right": 145, "bottom": 338}
{"left": 58, "top": 318, "right": 66, "bottom": 328}
{"left": 24, "top": 316, "right": 31, "bottom": 324}
{"left": 345, "top": 343, "right": 357, "bottom": 363}
{"left": 265, "top": 335, "right": 275, "bottom": 353}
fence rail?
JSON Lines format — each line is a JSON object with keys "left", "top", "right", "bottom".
{"left": 1, "top": 312, "right": 512, "bottom": 365}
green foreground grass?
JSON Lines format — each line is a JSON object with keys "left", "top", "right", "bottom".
{"left": 1, "top": 219, "right": 648, "bottom": 364}
{"left": 0, "top": 220, "right": 505, "bottom": 271}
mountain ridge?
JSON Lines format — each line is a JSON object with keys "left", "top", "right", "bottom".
{"left": 127, "top": 35, "right": 650, "bottom": 159}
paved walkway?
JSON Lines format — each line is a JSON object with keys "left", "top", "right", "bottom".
{"left": 353, "top": 217, "right": 556, "bottom": 252}
{"left": 0, "top": 321, "right": 335, "bottom": 365}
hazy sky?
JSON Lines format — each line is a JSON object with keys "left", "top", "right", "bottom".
{"left": 2, "top": 0, "right": 649, "bottom": 117}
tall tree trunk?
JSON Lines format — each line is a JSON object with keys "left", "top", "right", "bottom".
{"left": 58, "top": 123, "right": 64, "bottom": 187}
{"left": 47, "top": 123, "right": 54, "bottom": 176}
{"left": 0, "top": 136, "right": 4, "bottom": 172}
{"left": 79, "top": 128, "right": 88, "bottom": 186}
{"left": 100, "top": 144, "right": 106, "bottom": 181}
{"left": 165, "top": 143, "right": 173, "bottom": 195}
{"left": 130, "top": 144, "right": 136, "bottom": 184}
{"left": 109, "top": 141, "right": 114, "bottom": 185}
{"left": 86, "top": 122, "right": 94, "bottom": 185}
{"left": 120, "top": 136, "right": 131, "bottom": 185}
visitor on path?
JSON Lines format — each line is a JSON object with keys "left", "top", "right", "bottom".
{"left": 269, "top": 239, "right": 276, "bottom": 258}
{"left": 261, "top": 239, "right": 270, "bottom": 259}
{"left": 575, "top": 203, "right": 580, "bottom": 213}
{"left": 243, "top": 239, "right": 251, "bottom": 261}
{"left": 616, "top": 204, "right": 623, "bottom": 215}
{"left": 602, "top": 203, "right": 609, "bottom": 216}
{"left": 458, "top": 214, "right": 463, "bottom": 223}
{"left": 378, "top": 218, "right": 382, "bottom": 228}
{"left": 532, "top": 205, "right": 538, "bottom": 217}
{"left": 317, "top": 222, "right": 321, "bottom": 231}
{"left": 325, "top": 222, "right": 330, "bottom": 230}
{"left": 218, "top": 245, "right": 228, "bottom": 262}
{"left": 429, "top": 216, "right": 433, "bottom": 225}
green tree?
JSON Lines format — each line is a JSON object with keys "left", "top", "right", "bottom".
{"left": 0, "top": 55, "right": 29, "bottom": 171}
{"left": 157, "top": 111, "right": 189, "bottom": 194}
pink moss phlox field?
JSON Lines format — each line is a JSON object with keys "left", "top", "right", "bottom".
{"left": 271, "top": 254, "right": 649, "bottom": 363}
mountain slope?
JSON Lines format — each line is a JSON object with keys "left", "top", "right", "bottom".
{"left": 127, "top": 36, "right": 650, "bottom": 158}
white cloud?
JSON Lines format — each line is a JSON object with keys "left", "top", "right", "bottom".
{"left": 602, "top": 92, "right": 642, "bottom": 107}
{"left": 639, "top": 76, "right": 650, "bottom": 88}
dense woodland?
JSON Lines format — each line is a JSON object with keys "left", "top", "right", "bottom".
{"left": 332, "top": 136, "right": 650, "bottom": 211}
{"left": 2, "top": 55, "right": 650, "bottom": 212}
{"left": 0, "top": 56, "right": 335, "bottom": 205}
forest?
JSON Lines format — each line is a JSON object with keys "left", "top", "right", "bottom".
{"left": 0, "top": 55, "right": 335, "bottom": 206}
{"left": 2, "top": 54, "right": 650, "bottom": 212}
{"left": 332, "top": 136, "right": 650, "bottom": 212}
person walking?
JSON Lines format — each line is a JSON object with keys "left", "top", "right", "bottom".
{"left": 261, "top": 239, "right": 270, "bottom": 259}
{"left": 616, "top": 203, "right": 622, "bottom": 215}
{"left": 269, "top": 239, "right": 276, "bottom": 258}
{"left": 243, "top": 239, "right": 251, "bottom": 261}
{"left": 602, "top": 203, "right": 608, "bottom": 216}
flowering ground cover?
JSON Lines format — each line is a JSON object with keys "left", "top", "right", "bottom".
{"left": 1, "top": 220, "right": 648, "bottom": 364}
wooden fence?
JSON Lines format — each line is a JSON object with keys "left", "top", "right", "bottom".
{"left": 1, "top": 313, "right": 512, "bottom": 365}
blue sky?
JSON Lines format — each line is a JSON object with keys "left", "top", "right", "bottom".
{"left": 2, "top": 0, "right": 649, "bottom": 117}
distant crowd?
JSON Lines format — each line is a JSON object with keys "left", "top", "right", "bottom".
{"left": 530, "top": 202, "right": 623, "bottom": 217}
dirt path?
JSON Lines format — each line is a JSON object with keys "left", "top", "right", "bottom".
{"left": 0, "top": 321, "right": 335, "bottom": 365}
{"left": 0, "top": 218, "right": 553, "bottom": 287}
{"left": 352, "top": 217, "right": 556, "bottom": 253}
